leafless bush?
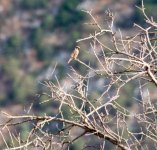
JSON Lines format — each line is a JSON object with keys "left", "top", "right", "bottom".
{"left": 1, "top": 2, "right": 157, "bottom": 150}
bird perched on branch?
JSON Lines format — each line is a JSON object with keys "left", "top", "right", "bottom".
{"left": 68, "top": 46, "right": 80, "bottom": 64}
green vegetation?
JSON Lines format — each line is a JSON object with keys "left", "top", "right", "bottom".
{"left": 144, "top": 0, "right": 157, "bottom": 4}
{"left": 55, "top": 0, "right": 84, "bottom": 29}
{"left": 5, "top": 33, "right": 23, "bottom": 57}
{"left": 41, "top": 14, "right": 54, "bottom": 31}
{"left": 20, "top": 0, "right": 49, "bottom": 9}
{"left": 0, "top": 1, "right": 85, "bottom": 107}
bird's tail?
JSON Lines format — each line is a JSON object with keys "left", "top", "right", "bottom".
{"left": 68, "top": 58, "right": 72, "bottom": 64}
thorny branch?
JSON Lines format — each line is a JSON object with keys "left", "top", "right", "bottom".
{"left": 1, "top": 1, "right": 157, "bottom": 149}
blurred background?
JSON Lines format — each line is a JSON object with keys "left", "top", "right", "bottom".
{"left": 0, "top": 0, "right": 157, "bottom": 149}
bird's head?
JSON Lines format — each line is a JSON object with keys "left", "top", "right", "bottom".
{"left": 76, "top": 46, "right": 80, "bottom": 50}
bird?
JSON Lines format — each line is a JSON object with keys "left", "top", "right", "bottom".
{"left": 68, "top": 46, "right": 80, "bottom": 64}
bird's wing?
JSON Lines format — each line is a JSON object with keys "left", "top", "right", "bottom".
{"left": 71, "top": 51, "right": 75, "bottom": 58}
{"left": 73, "top": 49, "right": 79, "bottom": 59}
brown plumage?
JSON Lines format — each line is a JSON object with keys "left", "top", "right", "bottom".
{"left": 68, "top": 46, "right": 80, "bottom": 64}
